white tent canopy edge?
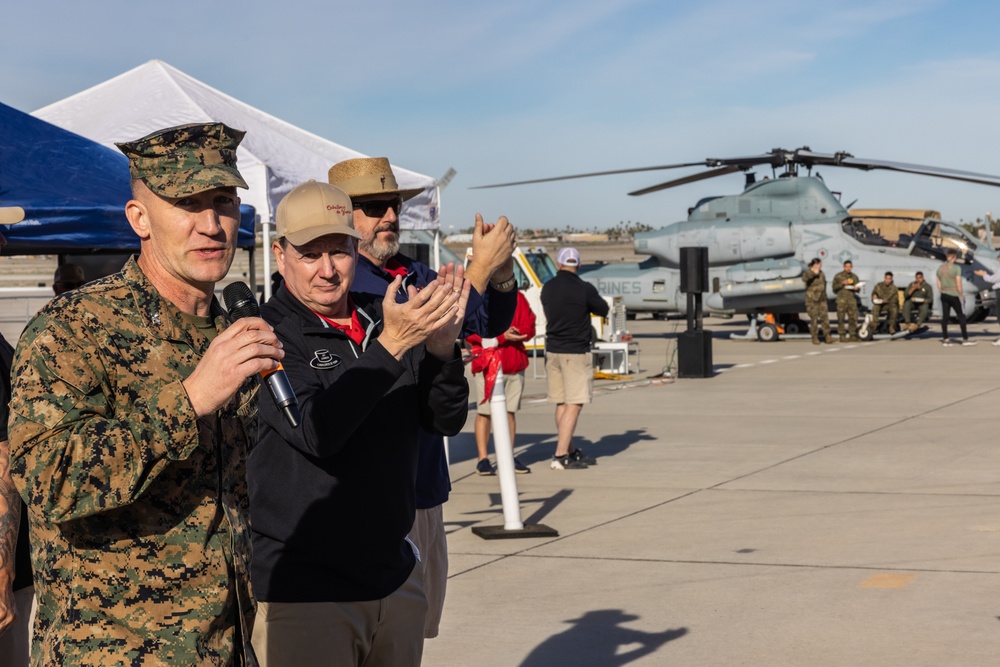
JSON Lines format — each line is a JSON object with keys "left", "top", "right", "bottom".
{"left": 34, "top": 59, "right": 442, "bottom": 297}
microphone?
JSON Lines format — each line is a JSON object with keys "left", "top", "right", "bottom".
{"left": 223, "top": 282, "right": 301, "bottom": 428}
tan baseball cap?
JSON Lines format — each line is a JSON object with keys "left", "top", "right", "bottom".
{"left": 327, "top": 157, "right": 423, "bottom": 201}
{"left": 276, "top": 180, "right": 362, "bottom": 246}
{"left": 0, "top": 206, "right": 25, "bottom": 225}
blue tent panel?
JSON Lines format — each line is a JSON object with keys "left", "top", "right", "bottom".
{"left": 0, "top": 101, "right": 255, "bottom": 254}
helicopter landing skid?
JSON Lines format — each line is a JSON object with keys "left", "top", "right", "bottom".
{"left": 870, "top": 326, "right": 928, "bottom": 340}
{"left": 859, "top": 313, "right": 929, "bottom": 341}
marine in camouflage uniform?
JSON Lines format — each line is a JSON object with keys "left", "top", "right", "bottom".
{"left": 832, "top": 261, "right": 861, "bottom": 341}
{"left": 870, "top": 272, "right": 900, "bottom": 334}
{"left": 801, "top": 258, "right": 832, "bottom": 344}
{"left": 8, "top": 123, "right": 279, "bottom": 666}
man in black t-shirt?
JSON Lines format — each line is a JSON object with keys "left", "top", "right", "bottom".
{"left": 540, "top": 247, "right": 609, "bottom": 471}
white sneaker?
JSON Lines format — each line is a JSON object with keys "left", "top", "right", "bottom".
{"left": 992, "top": 339, "right": 1000, "bottom": 347}
{"left": 942, "top": 339, "right": 955, "bottom": 347}
{"left": 961, "top": 340, "right": 978, "bottom": 347}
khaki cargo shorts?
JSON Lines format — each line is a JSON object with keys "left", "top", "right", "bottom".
{"left": 474, "top": 370, "right": 525, "bottom": 416}
{"left": 545, "top": 352, "right": 593, "bottom": 405}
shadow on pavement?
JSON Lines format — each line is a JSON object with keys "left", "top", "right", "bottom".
{"left": 514, "top": 428, "right": 657, "bottom": 467}
{"left": 519, "top": 609, "right": 688, "bottom": 667}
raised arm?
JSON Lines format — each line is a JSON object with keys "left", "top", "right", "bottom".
{"left": 10, "top": 315, "right": 278, "bottom": 524}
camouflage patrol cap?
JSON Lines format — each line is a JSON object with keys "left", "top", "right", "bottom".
{"left": 115, "top": 123, "right": 248, "bottom": 198}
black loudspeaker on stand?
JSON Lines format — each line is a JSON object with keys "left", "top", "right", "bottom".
{"left": 677, "top": 247, "right": 713, "bottom": 378}
{"left": 679, "top": 246, "right": 709, "bottom": 294}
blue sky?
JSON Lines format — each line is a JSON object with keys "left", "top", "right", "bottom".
{"left": 4, "top": 0, "right": 1000, "bottom": 231}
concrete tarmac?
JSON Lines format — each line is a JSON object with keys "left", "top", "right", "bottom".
{"left": 427, "top": 317, "right": 1000, "bottom": 666}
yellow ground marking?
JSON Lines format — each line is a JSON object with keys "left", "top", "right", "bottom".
{"left": 858, "top": 573, "right": 915, "bottom": 589}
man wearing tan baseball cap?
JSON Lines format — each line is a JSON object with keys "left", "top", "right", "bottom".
{"left": 250, "top": 179, "right": 470, "bottom": 666}
{"left": 329, "top": 156, "right": 517, "bottom": 640}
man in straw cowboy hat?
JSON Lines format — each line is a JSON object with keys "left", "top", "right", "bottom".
{"left": 329, "top": 156, "right": 517, "bottom": 640}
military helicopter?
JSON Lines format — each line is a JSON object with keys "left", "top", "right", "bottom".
{"left": 475, "top": 148, "right": 1000, "bottom": 340}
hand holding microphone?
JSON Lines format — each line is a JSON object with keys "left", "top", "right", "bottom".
{"left": 223, "top": 282, "right": 301, "bottom": 428}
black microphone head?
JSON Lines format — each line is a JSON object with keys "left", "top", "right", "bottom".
{"left": 223, "top": 281, "right": 260, "bottom": 320}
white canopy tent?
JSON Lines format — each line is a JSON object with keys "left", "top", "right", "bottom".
{"left": 35, "top": 59, "right": 441, "bottom": 297}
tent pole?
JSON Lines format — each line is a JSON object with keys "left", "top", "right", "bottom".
{"left": 434, "top": 229, "right": 441, "bottom": 271}
{"left": 433, "top": 185, "right": 442, "bottom": 270}
{"left": 262, "top": 220, "right": 272, "bottom": 301}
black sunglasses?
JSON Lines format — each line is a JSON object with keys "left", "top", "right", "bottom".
{"left": 353, "top": 197, "right": 403, "bottom": 218}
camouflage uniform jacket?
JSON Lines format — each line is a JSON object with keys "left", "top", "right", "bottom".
{"left": 9, "top": 257, "right": 257, "bottom": 666}
{"left": 905, "top": 282, "right": 933, "bottom": 303}
{"left": 801, "top": 269, "right": 827, "bottom": 304}
{"left": 832, "top": 271, "right": 861, "bottom": 304}
{"left": 871, "top": 281, "right": 898, "bottom": 305}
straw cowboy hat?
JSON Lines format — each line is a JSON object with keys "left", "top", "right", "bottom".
{"left": 327, "top": 157, "right": 423, "bottom": 201}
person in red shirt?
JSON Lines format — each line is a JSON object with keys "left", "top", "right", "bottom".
{"left": 466, "top": 289, "right": 536, "bottom": 475}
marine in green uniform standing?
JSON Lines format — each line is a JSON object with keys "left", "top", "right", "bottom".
{"left": 8, "top": 124, "right": 284, "bottom": 665}
{"left": 801, "top": 257, "right": 832, "bottom": 345}
{"left": 870, "top": 271, "right": 899, "bottom": 334}
{"left": 832, "top": 260, "right": 861, "bottom": 341}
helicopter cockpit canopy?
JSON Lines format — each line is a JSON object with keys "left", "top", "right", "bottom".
{"left": 841, "top": 215, "right": 926, "bottom": 248}
{"left": 841, "top": 217, "right": 893, "bottom": 247}
{"left": 908, "top": 220, "right": 986, "bottom": 263}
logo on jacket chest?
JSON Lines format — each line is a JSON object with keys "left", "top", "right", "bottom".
{"left": 310, "top": 349, "right": 342, "bottom": 370}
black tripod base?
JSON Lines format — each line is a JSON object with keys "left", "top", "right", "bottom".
{"left": 472, "top": 524, "right": 559, "bottom": 540}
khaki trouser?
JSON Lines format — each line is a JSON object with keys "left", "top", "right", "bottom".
{"left": 251, "top": 562, "right": 427, "bottom": 667}
{"left": 408, "top": 505, "right": 448, "bottom": 639}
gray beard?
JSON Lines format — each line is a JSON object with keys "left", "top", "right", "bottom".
{"left": 361, "top": 232, "right": 400, "bottom": 263}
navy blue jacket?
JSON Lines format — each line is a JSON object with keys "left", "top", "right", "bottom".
{"left": 249, "top": 287, "right": 469, "bottom": 601}
{"left": 351, "top": 253, "right": 516, "bottom": 508}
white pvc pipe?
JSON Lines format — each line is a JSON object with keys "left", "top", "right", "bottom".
{"left": 489, "top": 367, "right": 524, "bottom": 531}
{"left": 433, "top": 228, "right": 441, "bottom": 271}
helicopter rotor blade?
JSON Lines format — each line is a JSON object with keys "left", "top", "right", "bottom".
{"left": 474, "top": 146, "right": 1000, "bottom": 196}
{"left": 705, "top": 152, "right": 791, "bottom": 169}
{"left": 794, "top": 149, "right": 1000, "bottom": 187}
{"left": 856, "top": 165, "right": 1000, "bottom": 188}
{"left": 840, "top": 157, "right": 1000, "bottom": 187}
{"left": 628, "top": 165, "right": 744, "bottom": 196}
{"left": 470, "top": 161, "right": 710, "bottom": 190}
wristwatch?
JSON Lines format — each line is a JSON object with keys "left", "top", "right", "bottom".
{"left": 489, "top": 274, "right": 517, "bottom": 292}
